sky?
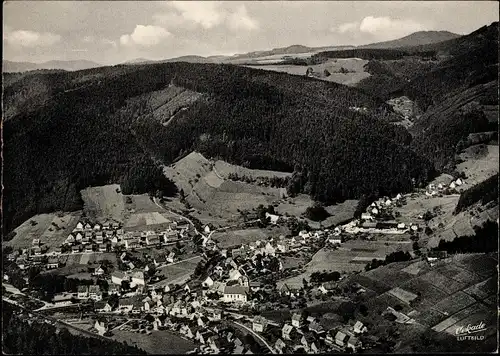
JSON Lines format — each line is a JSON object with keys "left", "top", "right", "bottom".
{"left": 3, "top": 1, "right": 499, "bottom": 65}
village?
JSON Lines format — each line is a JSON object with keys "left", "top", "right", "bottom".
{"left": 2, "top": 175, "right": 482, "bottom": 354}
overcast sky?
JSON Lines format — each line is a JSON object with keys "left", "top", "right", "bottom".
{"left": 3, "top": 1, "right": 498, "bottom": 64}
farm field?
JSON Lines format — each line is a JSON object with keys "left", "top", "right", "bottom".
{"left": 456, "top": 144, "right": 499, "bottom": 188}
{"left": 245, "top": 58, "right": 371, "bottom": 86}
{"left": 214, "top": 160, "right": 292, "bottom": 180}
{"left": 111, "top": 329, "right": 195, "bottom": 354}
{"left": 124, "top": 194, "right": 164, "bottom": 214}
{"left": 81, "top": 184, "right": 125, "bottom": 222}
{"left": 164, "top": 151, "right": 286, "bottom": 226}
{"left": 277, "top": 238, "right": 414, "bottom": 288}
{"left": 153, "top": 256, "right": 202, "bottom": 287}
{"left": 123, "top": 212, "right": 172, "bottom": 231}
{"left": 5, "top": 212, "right": 81, "bottom": 252}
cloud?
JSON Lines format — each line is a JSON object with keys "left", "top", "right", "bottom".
{"left": 4, "top": 30, "right": 61, "bottom": 47}
{"left": 155, "top": 2, "right": 258, "bottom": 32}
{"left": 227, "top": 5, "right": 259, "bottom": 31}
{"left": 168, "top": 2, "right": 223, "bottom": 29}
{"left": 120, "top": 25, "right": 171, "bottom": 47}
{"left": 359, "top": 16, "right": 424, "bottom": 35}
{"left": 335, "top": 16, "right": 425, "bottom": 40}
{"left": 335, "top": 21, "right": 359, "bottom": 34}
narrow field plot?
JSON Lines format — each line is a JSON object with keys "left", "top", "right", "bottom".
{"left": 40, "top": 264, "right": 87, "bottom": 276}
{"left": 458, "top": 255, "right": 498, "bottom": 279}
{"left": 126, "top": 194, "right": 163, "bottom": 213}
{"left": 463, "top": 276, "right": 497, "bottom": 300}
{"left": 432, "top": 291, "right": 477, "bottom": 316}
{"left": 79, "top": 254, "right": 91, "bottom": 265}
{"left": 418, "top": 308, "right": 449, "bottom": 328}
{"left": 430, "top": 302, "right": 489, "bottom": 333}
{"left": 111, "top": 329, "right": 195, "bottom": 354}
{"left": 387, "top": 287, "right": 418, "bottom": 305}
{"left": 442, "top": 309, "right": 496, "bottom": 338}
{"left": 154, "top": 256, "right": 202, "bottom": 286}
{"left": 124, "top": 212, "right": 172, "bottom": 230}
{"left": 419, "top": 270, "right": 469, "bottom": 295}
{"left": 349, "top": 274, "right": 391, "bottom": 294}
{"left": 212, "top": 228, "right": 268, "bottom": 248}
{"left": 81, "top": 184, "right": 125, "bottom": 222}
{"left": 214, "top": 160, "right": 292, "bottom": 180}
{"left": 399, "top": 278, "right": 449, "bottom": 310}
{"left": 375, "top": 292, "right": 413, "bottom": 313}
{"left": 401, "top": 261, "right": 427, "bottom": 275}
{"left": 364, "top": 267, "right": 413, "bottom": 288}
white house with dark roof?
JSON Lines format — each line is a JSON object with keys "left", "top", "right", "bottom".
{"left": 222, "top": 285, "right": 249, "bottom": 303}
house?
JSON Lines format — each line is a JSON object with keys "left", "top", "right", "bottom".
{"left": 166, "top": 251, "right": 176, "bottom": 263}
{"left": 65, "top": 234, "right": 75, "bottom": 244}
{"left": 397, "top": 223, "right": 406, "bottom": 230}
{"left": 318, "top": 281, "right": 336, "bottom": 294}
{"left": 81, "top": 236, "right": 90, "bottom": 245}
{"left": 212, "top": 309, "right": 223, "bottom": 320}
{"left": 309, "top": 321, "right": 325, "bottom": 335}
{"left": 202, "top": 276, "right": 214, "bottom": 288}
{"left": 238, "top": 276, "right": 249, "bottom": 287}
{"left": 85, "top": 245, "right": 94, "bottom": 253}
{"left": 153, "top": 255, "right": 167, "bottom": 267}
{"left": 53, "top": 247, "right": 62, "bottom": 255}
{"left": 75, "top": 232, "right": 83, "bottom": 242}
{"left": 228, "top": 269, "right": 242, "bottom": 281}
{"left": 282, "top": 324, "right": 295, "bottom": 340}
{"left": 112, "top": 222, "right": 120, "bottom": 230}
{"left": 265, "top": 212, "right": 280, "bottom": 224}
{"left": 209, "top": 335, "right": 225, "bottom": 353}
{"left": 252, "top": 316, "right": 267, "bottom": 332}
{"left": 94, "top": 320, "right": 108, "bottom": 336}
{"left": 75, "top": 221, "right": 84, "bottom": 231}
{"left": 98, "top": 243, "right": 107, "bottom": 252}
{"left": 131, "top": 299, "right": 143, "bottom": 314}
{"left": 279, "top": 283, "right": 299, "bottom": 297}
{"left": 334, "top": 331, "right": 349, "bottom": 347}
{"left": 185, "top": 280, "right": 202, "bottom": 294}
{"left": 197, "top": 315, "right": 209, "bottom": 328}
{"left": 84, "top": 223, "right": 92, "bottom": 231}
{"left": 353, "top": 320, "right": 367, "bottom": 334}
{"left": 265, "top": 242, "right": 276, "bottom": 256}
{"left": 328, "top": 237, "right": 342, "bottom": 245}
{"left": 301, "top": 333, "right": 318, "bottom": 352}
{"left": 291, "top": 312, "right": 304, "bottom": 328}
{"left": 276, "top": 242, "right": 288, "bottom": 253}
{"left": 196, "top": 330, "right": 213, "bottom": 344}
{"left": 53, "top": 292, "right": 75, "bottom": 306}
{"left": 93, "top": 223, "right": 102, "bottom": 231}
{"left": 88, "top": 285, "right": 102, "bottom": 301}
{"left": 146, "top": 234, "right": 160, "bottom": 246}
{"left": 77, "top": 286, "right": 89, "bottom": 299}
{"left": 361, "top": 213, "right": 374, "bottom": 221}
{"left": 72, "top": 245, "right": 81, "bottom": 254}
{"left": 275, "top": 338, "right": 287, "bottom": 354}
{"left": 223, "top": 285, "right": 249, "bottom": 303}
{"left": 102, "top": 221, "right": 111, "bottom": 230}
{"left": 249, "top": 281, "right": 261, "bottom": 292}
{"left": 46, "top": 256, "right": 60, "bottom": 269}
{"left": 347, "top": 335, "right": 361, "bottom": 351}
{"left": 108, "top": 283, "right": 120, "bottom": 295}
{"left": 95, "top": 301, "right": 113, "bottom": 313}
{"left": 110, "top": 236, "right": 119, "bottom": 246}
{"left": 111, "top": 271, "right": 127, "bottom": 285}
{"left": 325, "top": 330, "right": 337, "bottom": 345}
{"left": 131, "top": 271, "right": 145, "bottom": 286}
{"left": 95, "top": 232, "right": 104, "bottom": 244}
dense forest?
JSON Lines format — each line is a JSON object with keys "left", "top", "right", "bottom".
{"left": 454, "top": 174, "right": 499, "bottom": 214}
{"left": 4, "top": 60, "right": 436, "bottom": 235}
{"left": 3, "top": 303, "right": 146, "bottom": 355}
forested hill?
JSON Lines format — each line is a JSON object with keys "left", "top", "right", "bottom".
{"left": 3, "top": 62, "right": 436, "bottom": 235}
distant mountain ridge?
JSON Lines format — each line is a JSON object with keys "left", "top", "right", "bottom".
{"left": 360, "top": 31, "right": 461, "bottom": 49}
{"left": 3, "top": 59, "right": 102, "bottom": 73}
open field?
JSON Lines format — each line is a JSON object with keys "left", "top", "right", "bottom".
{"left": 125, "top": 194, "right": 164, "bottom": 214}
{"left": 123, "top": 212, "right": 172, "bottom": 230}
{"left": 245, "top": 58, "right": 371, "bottom": 86}
{"left": 164, "top": 151, "right": 288, "bottom": 226}
{"left": 81, "top": 184, "right": 125, "bottom": 222}
{"left": 5, "top": 212, "right": 82, "bottom": 252}
{"left": 456, "top": 144, "right": 499, "bottom": 188}
{"left": 111, "top": 329, "right": 195, "bottom": 354}
{"left": 277, "top": 238, "right": 414, "bottom": 288}
{"left": 214, "top": 160, "right": 292, "bottom": 180}
{"left": 274, "top": 194, "right": 313, "bottom": 217}
{"left": 154, "top": 256, "right": 202, "bottom": 287}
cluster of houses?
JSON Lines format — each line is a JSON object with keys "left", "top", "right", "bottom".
{"left": 425, "top": 178, "right": 464, "bottom": 197}
{"left": 249, "top": 312, "right": 370, "bottom": 353}
{"left": 61, "top": 219, "right": 190, "bottom": 255}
